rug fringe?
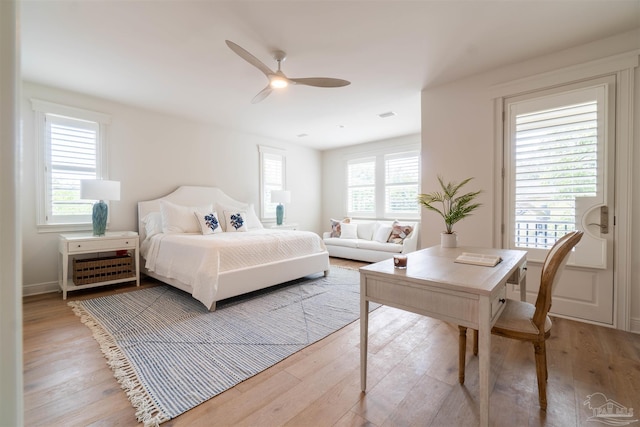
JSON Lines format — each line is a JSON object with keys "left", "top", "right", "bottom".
{"left": 68, "top": 301, "right": 170, "bottom": 427}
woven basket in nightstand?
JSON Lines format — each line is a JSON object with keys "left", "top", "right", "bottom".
{"left": 72, "top": 255, "right": 135, "bottom": 285}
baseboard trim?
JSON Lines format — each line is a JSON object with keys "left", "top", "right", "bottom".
{"left": 23, "top": 281, "right": 59, "bottom": 297}
{"left": 630, "top": 318, "right": 640, "bottom": 334}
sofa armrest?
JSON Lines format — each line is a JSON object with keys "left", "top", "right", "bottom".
{"left": 401, "top": 223, "right": 420, "bottom": 254}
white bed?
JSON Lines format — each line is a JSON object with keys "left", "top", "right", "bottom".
{"left": 137, "top": 186, "right": 330, "bottom": 310}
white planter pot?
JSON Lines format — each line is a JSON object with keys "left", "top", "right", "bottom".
{"left": 441, "top": 232, "right": 458, "bottom": 248}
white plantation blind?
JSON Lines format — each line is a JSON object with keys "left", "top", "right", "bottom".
{"left": 513, "top": 101, "right": 598, "bottom": 248}
{"left": 384, "top": 152, "right": 419, "bottom": 216}
{"left": 259, "top": 147, "right": 286, "bottom": 219}
{"left": 347, "top": 157, "right": 375, "bottom": 216}
{"left": 46, "top": 114, "right": 98, "bottom": 220}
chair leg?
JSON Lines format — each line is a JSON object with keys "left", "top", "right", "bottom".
{"left": 533, "top": 340, "right": 548, "bottom": 411}
{"left": 458, "top": 326, "right": 467, "bottom": 384}
{"left": 473, "top": 329, "right": 478, "bottom": 356}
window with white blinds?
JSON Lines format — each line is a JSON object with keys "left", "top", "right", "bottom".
{"left": 346, "top": 150, "right": 420, "bottom": 219}
{"left": 47, "top": 114, "right": 99, "bottom": 219}
{"left": 347, "top": 157, "right": 376, "bottom": 217}
{"left": 512, "top": 99, "right": 598, "bottom": 249}
{"left": 259, "top": 147, "right": 286, "bottom": 219}
{"left": 32, "top": 100, "right": 110, "bottom": 230}
{"left": 385, "top": 152, "right": 420, "bottom": 217}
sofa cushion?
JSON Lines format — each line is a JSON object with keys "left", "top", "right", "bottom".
{"left": 323, "top": 237, "right": 358, "bottom": 248}
{"left": 357, "top": 240, "right": 404, "bottom": 253}
{"left": 357, "top": 221, "right": 377, "bottom": 240}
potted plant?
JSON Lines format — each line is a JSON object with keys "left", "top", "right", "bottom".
{"left": 418, "top": 176, "right": 482, "bottom": 248}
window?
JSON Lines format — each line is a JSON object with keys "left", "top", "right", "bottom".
{"left": 505, "top": 80, "right": 610, "bottom": 253}
{"left": 32, "top": 100, "right": 111, "bottom": 230}
{"left": 347, "top": 157, "right": 376, "bottom": 217}
{"left": 259, "top": 146, "right": 286, "bottom": 219}
{"left": 384, "top": 152, "right": 420, "bottom": 217}
{"left": 346, "top": 149, "right": 420, "bottom": 219}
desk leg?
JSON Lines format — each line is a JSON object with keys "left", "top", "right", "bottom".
{"left": 520, "top": 274, "right": 527, "bottom": 302}
{"left": 360, "top": 298, "right": 369, "bottom": 392}
{"left": 478, "top": 296, "right": 491, "bottom": 427}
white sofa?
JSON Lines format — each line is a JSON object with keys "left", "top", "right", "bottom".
{"left": 322, "top": 220, "right": 420, "bottom": 263}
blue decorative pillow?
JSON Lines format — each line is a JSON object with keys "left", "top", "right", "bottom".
{"left": 224, "top": 210, "right": 248, "bottom": 232}
{"left": 194, "top": 211, "right": 223, "bottom": 235}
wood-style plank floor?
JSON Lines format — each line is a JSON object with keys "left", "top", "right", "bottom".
{"left": 23, "top": 258, "right": 640, "bottom": 426}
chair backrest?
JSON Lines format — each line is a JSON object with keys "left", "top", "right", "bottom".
{"left": 532, "top": 231, "right": 584, "bottom": 331}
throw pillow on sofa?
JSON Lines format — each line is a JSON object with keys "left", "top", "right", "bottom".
{"left": 388, "top": 221, "right": 414, "bottom": 244}
{"left": 329, "top": 217, "right": 351, "bottom": 237}
{"left": 340, "top": 223, "right": 358, "bottom": 239}
{"left": 373, "top": 224, "right": 393, "bottom": 243}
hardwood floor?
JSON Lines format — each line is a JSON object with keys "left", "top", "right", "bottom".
{"left": 23, "top": 258, "right": 640, "bottom": 426}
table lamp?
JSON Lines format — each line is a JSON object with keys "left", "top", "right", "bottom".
{"left": 81, "top": 179, "right": 120, "bottom": 236}
{"left": 270, "top": 190, "right": 291, "bottom": 226}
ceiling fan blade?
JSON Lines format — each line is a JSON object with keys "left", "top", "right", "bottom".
{"left": 289, "top": 77, "right": 351, "bottom": 88}
{"left": 225, "top": 40, "right": 274, "bottom": 77}
{"left": 251, "top": 85, "right": 273, "bottom": 104}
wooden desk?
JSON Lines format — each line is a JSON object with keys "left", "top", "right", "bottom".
{"left": 360, "top": 246, "right": 527, "bottom": 427}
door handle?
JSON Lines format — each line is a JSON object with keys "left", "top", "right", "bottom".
{"left": 587, "top": 206, "right": 609, "bottom": 234}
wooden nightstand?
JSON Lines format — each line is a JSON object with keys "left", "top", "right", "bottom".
{"left": 270, "top": 223, "right": 298, "bottom": 230}
{"left": 58, "top": 231, "right": 140, "bottom": 299}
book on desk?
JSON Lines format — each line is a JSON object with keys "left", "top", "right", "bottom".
{"left": 454, "top": 252, "right": 502, "bottom": 267}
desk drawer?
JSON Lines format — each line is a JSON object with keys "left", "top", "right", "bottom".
{"left": 67, "top": 238, "right": 137, "bottom": 253}
{"left": 491, "top": 285, "right": 507, "bottom": 321}
{"left": 507, "top": 261, "right": 527, "bottom": 284}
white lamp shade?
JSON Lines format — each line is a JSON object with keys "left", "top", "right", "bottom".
{"left": 80, "top": 179, "right": 121, "bottom": 201}
{"left": 271, "top": 190, "right": 291, "bottom": 204}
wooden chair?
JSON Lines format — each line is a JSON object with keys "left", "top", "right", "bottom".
{"left": 457, "top": 230, "right": 583, "bottom": 410}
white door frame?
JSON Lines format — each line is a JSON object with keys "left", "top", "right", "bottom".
{"left": 489, "top": 51, "right": 638, "bottom": 331}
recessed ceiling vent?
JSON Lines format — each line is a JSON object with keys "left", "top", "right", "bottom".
{"left": 297, "top": 133, "right": 309, "bottom": 138}
{"left": 378, "top": 111, "right": 397, "bottom": 118}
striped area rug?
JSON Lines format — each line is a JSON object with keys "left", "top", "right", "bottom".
{"left": 69, "top": 266, "right": 368, "bottom": 426}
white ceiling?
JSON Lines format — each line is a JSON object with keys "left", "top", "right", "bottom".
{"left": 20, "top": 1, "right": 640, "bottom": 150}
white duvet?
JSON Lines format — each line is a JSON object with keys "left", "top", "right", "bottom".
{"left": 142, "top": 229, "right": 326, "bottom": 308}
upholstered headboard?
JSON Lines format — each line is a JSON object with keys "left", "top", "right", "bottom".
{"left": 137, "top": 186, "right": 253, "bottom": 242}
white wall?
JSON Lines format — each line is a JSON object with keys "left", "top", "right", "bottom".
{"left": 420, "top": 29, "right": 640, "bottom": 330}
{"left": 21, "top": 82, "right": 323, "bottom": 294}
{"left": 1, "top": 0, "right": 23, "bottom": 423}
{"left": 321, "top": 133, "right": 421, "bottom": 227}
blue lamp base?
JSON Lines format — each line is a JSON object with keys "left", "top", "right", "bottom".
{"left": 92, "top": 200, "right": 108, "bottom": 236}
{"left": 276, "top": 203, "right": 284, "bottom": 226}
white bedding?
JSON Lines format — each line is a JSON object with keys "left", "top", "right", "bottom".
{"left": 142, "top": 229, "right": 326, "bottom": 308}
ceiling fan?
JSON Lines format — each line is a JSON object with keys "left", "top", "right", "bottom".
{"left": 225, "top": 40, "right": 350, "bottom": 104}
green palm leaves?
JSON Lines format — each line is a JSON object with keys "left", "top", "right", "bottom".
{"left": 418, "top": 176, "right": 482, "bottom": 234}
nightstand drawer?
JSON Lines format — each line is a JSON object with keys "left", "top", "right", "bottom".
{"left": 67, "top": 237, "right": 137, "bottom": 253}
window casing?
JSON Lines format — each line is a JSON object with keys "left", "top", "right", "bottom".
{"left": 32, "top": 100, "right": 111, "bottom": 231}
{"left": 259, "top": 146, "right": 286, "bottom": 220}
{"left": 346, "top": 150, "right": 420, "bottom": 219}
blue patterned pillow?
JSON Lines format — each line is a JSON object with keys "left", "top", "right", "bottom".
{"left": 224, "top": 210, "right": 248, "bottom": 232}
{"left": 194, "top": 211, "right": 223, "bottom": 235}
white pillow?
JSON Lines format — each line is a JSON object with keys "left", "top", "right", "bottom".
{"left": 224, "top": 210, "right": 248, "bottom": 232}
{"left": 194, "top": 210, "right": 223, "bottom": 235}
{"left": 142, "top": 212, "right": 163, "bottom": 238}
{"left": 357, "top": 222, "right": 377, "bottom": 240}
{"left": 160, "top": 200, "right": 212, "bottom": 234}
{"left": 373, "top": 224, "right": 393, "bottom": 243}
{"left": 217, "top": 203, "right": 263, "bottom": 231}
{"left": 340, "top": 222, "right": 358, "bottom": 239}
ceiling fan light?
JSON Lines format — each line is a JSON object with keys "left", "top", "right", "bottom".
{"left": 270, "top": 77, "right": 288, "bottom": 89}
